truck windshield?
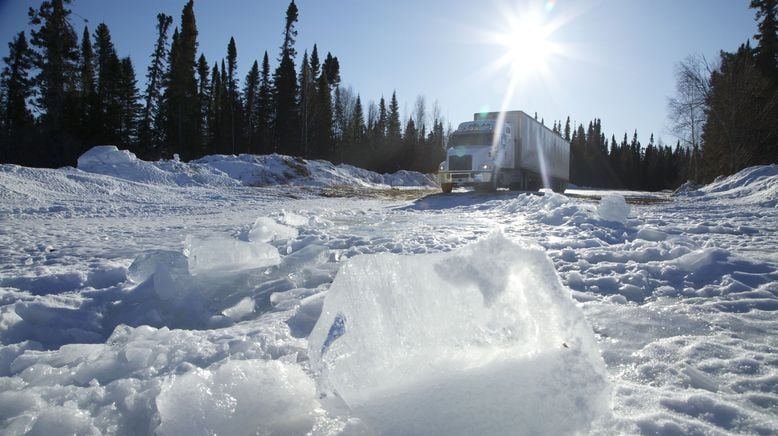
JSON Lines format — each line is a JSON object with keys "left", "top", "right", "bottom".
{"left": 449, "top": 132, "right": 493, "bottom": 148}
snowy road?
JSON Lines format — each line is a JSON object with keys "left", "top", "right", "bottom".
{"left": 0, "top": 152, "right": 776, "bottom": 435}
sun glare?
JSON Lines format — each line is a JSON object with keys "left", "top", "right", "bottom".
{"left": 498, "top": 12, "right": 556, "bottom": 79}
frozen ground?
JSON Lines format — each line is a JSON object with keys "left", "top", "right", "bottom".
{"left": 0, "top": 148, "right": 776, "bottom": 435}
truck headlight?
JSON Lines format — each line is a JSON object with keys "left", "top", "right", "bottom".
{"left": 439, "top": 162, "right": 446, "bottom": 171}
{"left": 481, "top": 163, "right": 493, "bottom": 170}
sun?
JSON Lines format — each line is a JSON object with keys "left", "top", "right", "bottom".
{"left": 496, "top": 12, "right": 557, "bottom": 79}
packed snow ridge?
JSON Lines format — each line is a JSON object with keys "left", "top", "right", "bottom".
{"left": 77, "top": 145, "right": 436, "bottom": 189}
{"left": 0, "top": 151, "right": 777, "bottom": 435}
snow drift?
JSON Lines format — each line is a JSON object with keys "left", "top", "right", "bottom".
{"left": 308, "top": 233, "right": 611, "bottom": 435}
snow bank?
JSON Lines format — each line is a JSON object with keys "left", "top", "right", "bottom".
{"left": 308, "top": 233, "right": 610, "bottom": 435}
{"left": 77, "top": 146, "right": 239, "bottom": 187}
{"left": 76, "top": 145, "right": 435, "bottom": 189}
{"left": 675, "top": 165, "right": 778, "bottom": 206}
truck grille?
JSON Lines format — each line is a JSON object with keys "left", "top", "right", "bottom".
{"left": 448, "top": 155, "right": 472, "bottom": 171}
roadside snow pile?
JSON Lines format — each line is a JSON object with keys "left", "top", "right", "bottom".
{"left": 77, "top": 146, "right": 240, "bottom": 187}
{"left": 308, "top": 233, "right": 610, "bottom": 435}
{"left": 77, "top": 145, "right": 435, "bottom": 189}
{"left": 675, "top": 165, "right": 778, "bottom": 206}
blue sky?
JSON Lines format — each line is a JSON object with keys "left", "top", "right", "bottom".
{"left": 0, "top": 0, "right": 759, "bottom": 147}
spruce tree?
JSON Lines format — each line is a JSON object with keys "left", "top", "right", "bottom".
{"left": 164, "top": 0, "right": 200, "bottom": 160}
{"left": 243, "top": 59, "right": 260, "bottom": 154}
{"left": 385, "top": 91, "right": 402, "bottom": 170}
{"left": 322, "top": 52, "right": 340, "bottom": 89}
{"left": 751, "top": 0, "right": 778, "bottom": 79}
{"left": 224, "top": 37, "right": 242, "bottom": 154}
{"left": 346, "top": 94, "right": 365, "bottom": 165}
{"left": 702, "top": 43, "right": 778, "bottom": 178}
{"left": 196, "top": 53, "right": 210, "bottom": 155}
{"left": 0, "top": 32, "right": 35, "bottom": 164}
{"left": 78, "top": 26, "right": 97, "bottom": 146}
{"left": 207, "top": 62, "right": 221, "bottom": 152}
{"left": 257, "top": 51, "right": 273, "bottom": 154}
{"left": 94, "top": 23, "right": 122, "bottom": 145}
{"left": 298, "top": 50, "right": 314, "bottom": 156}
{"left": 310, "top": 72, "right": 332, "bottom": 160}
{"left": 273, "top": 1, "right": 300, "bottom": 156}
{"left": 117, "top": 57, "right": 141, "bottom": 148}
{"left": 139, "top": 13, "right": 172, "bottom": 158}
{"left": 28, "top": 0, "right": 80, "bottom": 165}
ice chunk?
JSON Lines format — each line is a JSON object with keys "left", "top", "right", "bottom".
{"left": 636, "top": 226, "right": 668, "bottom": 241}
{"left": 308, "top": 233, "right": 610, "bottom": 435}
{"left": 185, "top": 236, "right": 279, "bottom": 275}
{"left": 155, "top": 360, "right": 319, "bottom": 435}
{"left": 127, "top": 250, "right": 188, "bottom": 284}
{"left": 221, "top": 297, "right": 255, "bottom": 321}
{"left": 248, "top": 217, "right": 298, "bottom": 243}
{"left": 597, "top": 194, "right": 630, "bottom": 224}
{"left": 278, "top": 210, "right": 309, "bottom": 226}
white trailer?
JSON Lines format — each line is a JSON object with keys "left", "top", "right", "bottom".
{"left": 437, "top": 110, "right": 570, "bottom": 193}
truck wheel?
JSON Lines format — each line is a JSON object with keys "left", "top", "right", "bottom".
{"left": 491, "top": 170, "right": 502, "bottom": 191}
{"left": 441, "top": 183, "right": 453, "bottom": 193}
{"left": 552, "top": 179, "right": 567, "bottom": 193}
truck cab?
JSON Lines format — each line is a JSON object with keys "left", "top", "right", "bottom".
{"left": 437, "top": 120, "right": 512, "bottom": 193}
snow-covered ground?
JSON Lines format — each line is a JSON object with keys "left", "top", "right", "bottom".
{"left": 0, "top": 147, "right": 776, "bottom": 435}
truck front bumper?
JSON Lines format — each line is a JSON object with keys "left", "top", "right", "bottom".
{"left": 438, "top": 171, "right": 493, "bottom": 186}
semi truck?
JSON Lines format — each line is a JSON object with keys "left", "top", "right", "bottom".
{"left": 437, "top": 110, "right": 570, "bottom": 193}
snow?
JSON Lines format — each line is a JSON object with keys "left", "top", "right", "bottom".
{"left": 0, "top": 147, "right": 777, "bottom": 434}
{"left": 76, "top": 145, "right": 436, "bottom": 189}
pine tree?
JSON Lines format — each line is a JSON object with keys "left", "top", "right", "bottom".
{"left": 310, "top": 45, "right": 321, "bottom": 82}
{"left": 345, "top": 94, "right": 365, "bottom": 164}
{"left": 401, "top": 118, "right": 418, "bottom": 170}
{"left": 117, "top": 57, "right": 141, "bottom": 148}
{"left": 28, "top": 0, "right": 80, "bottom": 165}
{"left": 257, "top": 51, "right": 273, "bottom": 154}
{"left": 377, "top": 96, "right": 387, "bottom": 141}
{"left": 310, "top": 72, "right": 332, "bottom": 159}
{"left": 218, "top": 59, "right": 230, "bottom": 154}
{"left": 164, "top": 0, "right": 200, "bottom": 160}
{"left": 243, "top": 60, "right": 260, "bottom": 154}
{"left": 225, "top": 37, "right": 242, "bottom": 154}
{"left": 751, "top": 0, "right": 778, "bottom": 79}
{"left": 298, "top": 50, "right": 314, "bottom": 156}
{"left": 78, "top": 26, "right": 97, "bottom": 146}
{"left": 0, "top": 32, "right": 35, "bottom": 164}
{"left": 563, "top": 116, "right": 571, "bottom": 142}
{"left": 273, "top": 0, "right": 300, "bottom": 155}
{"left": 196, "top": 53, "right": 210, "bottom": 155}
{"left": 702, "top": 43, "right": 778, "bottom": 178}
{"left": 93, "top": 23, "right": 122, "bottom": 145}
{"left": 207, "top": 62, "right": 221, "bottom": 152}
{"left": 385, "top": 91, "right": 402, "bottom": 170}
{"left": 322, "top": 52, "right": 340, "bottom": 89}
{"left": 139, "top": 13, "right": 172, "bottom": 158}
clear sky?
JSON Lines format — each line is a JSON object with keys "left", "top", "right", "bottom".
{"left": 0, "top": 0, "right": 759, "bottom": 147}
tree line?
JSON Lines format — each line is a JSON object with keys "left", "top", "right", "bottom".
{"left": 547, "top": 116, "right": 694, "bottom": 190}
{"left": 0, "top": 0, "right": 446, "bottom": 173}
{"left": 668, "top": 0, "right": 777, "bottom": 183}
